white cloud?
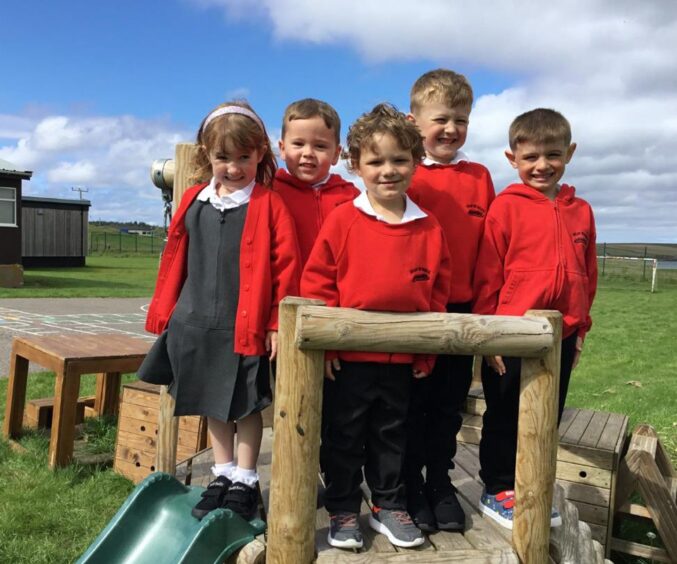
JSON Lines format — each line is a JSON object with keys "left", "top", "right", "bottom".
{"left": 0, "top": 114, "right": 189, "bottom": 224}
{"left": 195, "top": 0, "right": 677, "bottom": 242}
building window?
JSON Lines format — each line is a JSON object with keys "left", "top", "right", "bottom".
{"left": 0, "top": 186, "right": 17, "bottom": 226}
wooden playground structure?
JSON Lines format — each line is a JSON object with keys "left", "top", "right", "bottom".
{"left": 156, "top": 293, "right": 571, "bottom": 563}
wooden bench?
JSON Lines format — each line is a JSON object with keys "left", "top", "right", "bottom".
{"left": 2, "top": 334, "right": 150, "bottom": 468}
{"left": 459, "top": 387, "right": 629, "bottom": 557}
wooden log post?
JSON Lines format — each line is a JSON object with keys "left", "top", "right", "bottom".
{"left": 513, "top": 310, "right": 562, "bottom": 563}
{"left": 267, "top": 297, "right": 325, "bottom": 564}
{"left": 156, "top": 142, "right": 198, "bottom": 474}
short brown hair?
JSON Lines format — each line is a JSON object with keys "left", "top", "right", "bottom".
{"left": 508, "top": 108, "right": 572, "bottom": 150}
{"left": 281, "top": 98, "right": 341, "bottom": 144}
{"left": 193, "top": 100, "right": 277, "bottom": 186}
{"left": 410, "top": 69, "right": 473, "bottom": 113}
{"left": 343, "top": 103, "right": 425, "bottom": 173}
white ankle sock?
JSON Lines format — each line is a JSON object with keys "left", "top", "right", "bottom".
{"left": 232, "top": 466, "right": 259, "bottom": 487}
{"left": 212, "top": 461, "right": 236, "bottom": 480}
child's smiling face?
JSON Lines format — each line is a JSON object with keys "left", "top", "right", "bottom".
{"left": 356, "top": 132, "right": 415, "bottom": 207}
{"left": 279, "top": 116, "right": 341, "bottom": 185}
{"left": 411, "top": 101, "right": 470, "bottom": 164}
{"left": 506, "top": 140, "right": 576, "bottom": 199}
{"left": 208, "top": 140, "right": 264, "bottom": 194}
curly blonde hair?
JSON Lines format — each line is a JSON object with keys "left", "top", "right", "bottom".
{"left": 192, "top": 101, "right": 277, "bottom": 186}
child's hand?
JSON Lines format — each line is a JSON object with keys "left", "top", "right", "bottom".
{"left": 413, "top": 369, "right": 429, "bottom": 379}
{"left": 325, "top": 359, "right": 341, "bottom": 380}
{"left": 486, "top": 355, "right": 506, "bottom": 375}
{"left": 572, "top": 337, "right": 584, "bottom": 370}
{"left": 265, "top": 331, "right": 278, "bottom": 361}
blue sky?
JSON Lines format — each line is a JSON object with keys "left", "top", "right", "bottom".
{"left": 2, "top": 0, "right": 676, "bottom": 242}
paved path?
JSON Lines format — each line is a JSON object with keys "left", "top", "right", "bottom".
{"left": 0, "top": 298, "right": 153, "bottom": 378}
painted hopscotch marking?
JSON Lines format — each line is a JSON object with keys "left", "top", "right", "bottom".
{"left": 0, "top": 307, "right": 154, "bottom": 339}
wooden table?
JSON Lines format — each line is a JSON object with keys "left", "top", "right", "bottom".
{"left": 2, "top": 334, "right": 150, "bottom": 468}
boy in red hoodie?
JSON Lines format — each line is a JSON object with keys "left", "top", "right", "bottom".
{"left": 404, "top": 69, "right": 495, "bottom": 532}
{"left": 302, "top": 103, "right": 451, "bottom": 550}
{"left": 274, "top": 98, "right": 360, "bottom": 266}
{"left": 472, "top": 108, "right": 598, "bottom": 529}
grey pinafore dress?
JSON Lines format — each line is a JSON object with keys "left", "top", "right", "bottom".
{"left": 140, "top": 199, "right": 271, "bottom": 422}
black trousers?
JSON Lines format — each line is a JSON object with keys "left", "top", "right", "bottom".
{"left": 479, "top": 332, "right": 578, "bottom": 494}
{"left": 323, "top": 361, "right": 412, "bottom": 514}
{"left": 404, "top": 302, "right": 474, "bottom": 490}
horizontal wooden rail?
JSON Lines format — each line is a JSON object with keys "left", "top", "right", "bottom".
{"left": 295, "top": 305, "right": 554, "bottom": 357}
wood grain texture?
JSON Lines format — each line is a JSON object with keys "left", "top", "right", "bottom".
{"left": 295, "top": 306, "right": 554, "bottom": 357}
{"left": 513, "top": 310, "right": 562, "bottom": 564}
{"left": 267, "top": 297, "right": 325, "bottom": 564}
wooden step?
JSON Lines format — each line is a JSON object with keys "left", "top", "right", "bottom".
{"left": 23, "top": 395, "right": 96, "bottom": 430}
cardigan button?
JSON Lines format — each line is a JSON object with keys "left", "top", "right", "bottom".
{"left": 242, "top": 310, "right": 248, "bottom": 317}
{"left": 243, "top": 284, "right": 250, "bottom": 291}
{"left": 240, "top": 338, "right": 246, "bottom": 345}
{"left": 244, "top": 261, "right": 251, "bottom": 268}
{"left": 246, "top": 237, "right": 253, "bottom": 245}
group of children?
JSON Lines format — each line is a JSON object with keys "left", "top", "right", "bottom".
{"left": 140, "top": 68, "right": 598, "bottom": 550}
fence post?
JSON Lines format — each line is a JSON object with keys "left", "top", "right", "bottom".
{"left": 513, "top": 309, "right": 562, "bottom": 564}
{"left": 602, "top": 242, "right": 606, "bottom": 276}
{"left": 642, "top": 246, "right": 648, "bottom": 281}
{"left": 267, "top": 297, "right": 325, "bottom": 564}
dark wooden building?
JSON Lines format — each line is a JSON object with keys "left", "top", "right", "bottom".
{"left": 22, "top": 196, "right": 91, "bottom": 267}
{"left": 0, "top": 158, "right": 32, "bottom": 286}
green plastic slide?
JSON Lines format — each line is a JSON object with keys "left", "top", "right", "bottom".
{"left": 77, "top": 472, "right": 266, "bottom": 564}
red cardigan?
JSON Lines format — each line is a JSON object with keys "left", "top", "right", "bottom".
{"left": 273, "top": 169, "right": 360, "bottom": 266}
{"left": 145, "top": 182, "right": 301, "bottom": 355}
{"left": 408, "top": 162, "right": 495, "bottom": 304}
{"left": 301, "top": 202, "right": 451, "bottom": 373}
{"left": 472, "top": 183, "right": 598, "bottom": 340}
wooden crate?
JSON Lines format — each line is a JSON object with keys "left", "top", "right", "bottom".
{"left": 460, "top": 388, "right": 628, "bottom": 556}
{"left": 114, "top": 381, "right": 208, "bottom": 484}
{"left": 23, "top": 395, "right": 96, "bottom": 429}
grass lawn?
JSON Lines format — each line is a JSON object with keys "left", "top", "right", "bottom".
{"left": 0, "top": 257, "right": 675, "bottom": 562}
{"left": 0, "top": 256, "right": 158, "bottom": 298}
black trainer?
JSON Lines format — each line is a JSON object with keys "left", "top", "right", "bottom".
{"left": 192, "top": 475, "right": 232, "bottom": 520}
{"left": 427, "top": 485, "right": 465, "bottom": 532}
{"left": 223, "top": 481, "right": 259, "bottom": 521}
{"left": 406, "top": 484, "right": 437, "bottom": 532}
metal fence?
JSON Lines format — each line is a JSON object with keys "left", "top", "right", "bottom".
{"left": 88, "top": 231, "right": 164, "bottom": 254}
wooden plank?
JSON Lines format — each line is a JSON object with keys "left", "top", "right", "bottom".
{"left": 555, "top": 479, "right": 610, "bottom": 507}
{"left": 579, "top": 411, "right": 610, "bottom": 448}
{"left": 556, "top": 460, "right": 611, "bottom": 489}
{"left": 48, "top": 366, "right": 81, "bottom": 468}
{"left": 609, "top": 538, "right": 672, "bottom": 563}
{"left": 557, "top": 442, "right": 615, "bottom": 470}
{"left": 3, "top": 351, "right": 31, "bottom": 438}
{"left": 94, "top": 372, "right": 122, "bottom": 417}
{"left": 627, "top": 449, "right": 677, "bottom": 560}
{"left": 117, "top": 416, "right": 200, "bottom": 451}
{"left": 114, "top": 458, "right": 154, "bottom": 484}
{"left": 316, "top": 548, "right": 519, "bottom": 563}
{"left": 118, "top": 401, "right": 201, "bottom": 432}
{"left": 596, "top": 412, "right": 627, "bottom": 452}
{"left": 427, "top": 529, "right": 474, "bottom": 551}
{"left": 568, "top": 499, "right": 609, "bottom": 526}
{"left": 561, "top": 408, "right": 594, "bottom": 445}
{"left": 557, "top": 408, "right": 578, "bottom": 440}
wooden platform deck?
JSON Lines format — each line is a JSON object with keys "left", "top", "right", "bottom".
{"left": 176, "top": 429, "right": 519, "bottom": 563}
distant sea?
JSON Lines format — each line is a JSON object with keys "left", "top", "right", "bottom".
{"left": 658, "top": 261, "right": 677, "bottom": 270}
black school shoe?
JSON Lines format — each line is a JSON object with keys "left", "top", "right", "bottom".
{"left": 406, "top": 483, "right": 437, "bottom": 532}
{"left": 427, "top": 485, "right": 466, "bottom": 532}
{"left": 222, "top": 481, "right": 259, "bottom": 521}
{"left": 192, "top": 475, "right": 232, "bottom": 520}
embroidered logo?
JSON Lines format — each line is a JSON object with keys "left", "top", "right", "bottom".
{"left": 467, "top": 203, "right": 486, "bottom": 218}
{"left": 410, "top": 266, "right": 430, "bottom": 282}
{"left": 573, "top": 231, "right": 589, "bottom": 245}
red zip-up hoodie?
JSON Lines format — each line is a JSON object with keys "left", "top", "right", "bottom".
{"left": 145, "top": 182, "right": 301, "bottom": 355}
{"left": 408, "top": 161, "right": 495, "bottom": 304}
{"left": 472, "top": 183, "right": 597, "bottom": 340}
{"left": 273, "top": 169, "right": 360, "bottom": 266}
